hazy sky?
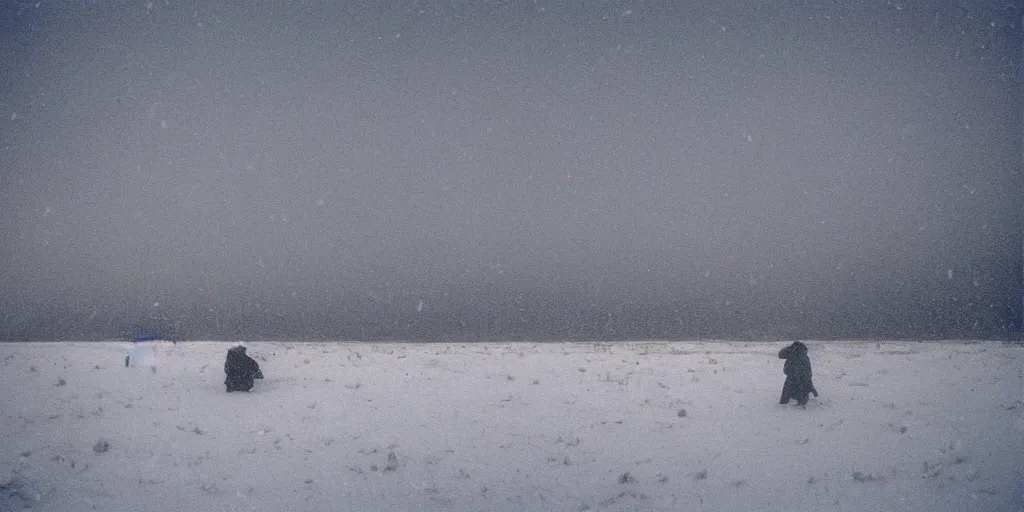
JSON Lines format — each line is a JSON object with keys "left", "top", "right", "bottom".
{"left": 0, "top": 1, "right": 1020, "bottom": 340}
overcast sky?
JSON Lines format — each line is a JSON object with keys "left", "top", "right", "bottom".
{"left": 0, "top": 1, "right": 1020, "bottom": 341}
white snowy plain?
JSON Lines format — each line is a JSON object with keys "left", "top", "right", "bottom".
{"left": 1, "top": 340, "right": 1021, "bottom": 512}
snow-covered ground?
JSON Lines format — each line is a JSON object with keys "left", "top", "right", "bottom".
{"left": 1, "top": 340, "right": 1021, "bottom": 512}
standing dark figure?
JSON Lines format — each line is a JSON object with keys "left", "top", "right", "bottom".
{"left": 778, "top": 341, "right": 818, "bottom": 406}
{"left": 224, "top": 345, "right": 263, "bottom": 392}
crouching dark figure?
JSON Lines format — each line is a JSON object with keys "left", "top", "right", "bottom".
{"left": 225, "top": 345, "right": 263, "bottom": 392}
{"left": 778, "top": 341, "right": 818, "bottom": 406}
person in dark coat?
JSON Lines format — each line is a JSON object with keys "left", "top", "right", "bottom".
{"left": 224, "top": 344, "right": 263, "bottom": 392}
{"left": 778, "top": 341, "right": 818, "bottom": 406}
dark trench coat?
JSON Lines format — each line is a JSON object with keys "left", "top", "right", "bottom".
{"left": 225, "top": 346, "right": 263, "bottom": 392}
{"left": 779, "top": 342, "right": 818, "bottom": 405}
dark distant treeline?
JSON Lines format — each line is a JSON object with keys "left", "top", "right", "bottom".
{"left": 2, "top": 277, "right": 1019, "bottom": 341}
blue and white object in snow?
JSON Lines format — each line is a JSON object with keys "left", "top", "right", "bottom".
{"left": 125, "top": 337, "right": 162, "bottom": 368}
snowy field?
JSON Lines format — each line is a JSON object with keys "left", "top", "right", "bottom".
{"left": 1, "top": 340, "right": 1021, "bottom": 512}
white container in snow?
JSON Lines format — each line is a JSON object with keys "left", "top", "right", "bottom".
{"left": 125, "top": 343, "right": 158, "bottom": 368}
